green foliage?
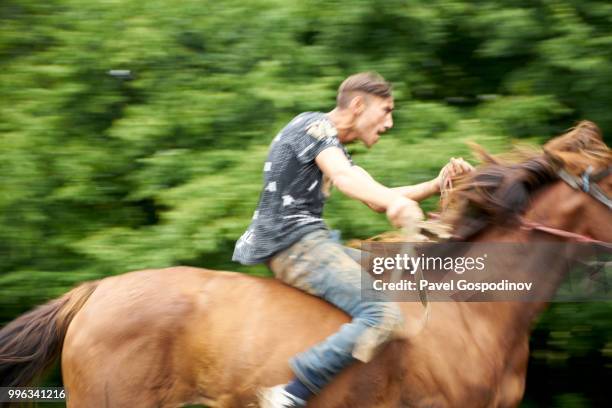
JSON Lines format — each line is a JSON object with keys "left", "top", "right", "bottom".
{"left": 1, "top": 0, "right": 611, "bottom": 404}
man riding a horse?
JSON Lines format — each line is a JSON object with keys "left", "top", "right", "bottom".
{"left": 232, "top": 72, "right": 473, "bottom": 407}
{"left": 3, "top": 74, "right": 609, "bottom": 408}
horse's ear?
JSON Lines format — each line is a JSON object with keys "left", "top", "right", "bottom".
{"left": 543, "top": 148, "right": 565, "bottom": 170}
{"left": 468, "top": 142, "right": 498, "bottom": 164}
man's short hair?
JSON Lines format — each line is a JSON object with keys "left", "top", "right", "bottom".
{"left": 336, "top": 72, "right": 392, "bottom": 108}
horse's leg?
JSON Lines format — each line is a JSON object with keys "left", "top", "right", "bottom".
{"left": 61, "top": 270, "right": 211, "bottom": 408}
{"left": 495, "top": 336, "right": 528, "bottom": 407}
{"left": 63, "top": 376, "right": 160, "bottom": 408}
{"left": 302, "top": 340, "right": 405, "bottom": 408}
{"left": 62, "top": 335, "right": 183, "bottom": 408}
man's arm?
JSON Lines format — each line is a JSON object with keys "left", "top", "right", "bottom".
{"left": 353, "top": 158, "right": 474, "bottom": 212}
{"left": 392, "top": 181, "right": 439, "bottom": 202}
{"left": 352, "top": 166, "right": 436, "bottom": 211}
{"left": 315, "top": 147, "right": 423, "bottom": 227}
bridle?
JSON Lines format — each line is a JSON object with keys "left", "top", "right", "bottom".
{"left": 557, "top": 165, "right": 612, "bottom": 210}
{"left": 520, "top": 165, "right": 612, "bottom": 246}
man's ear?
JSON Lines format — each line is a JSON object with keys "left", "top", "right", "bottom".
{"left": 349, "top": 94, "right": 366, "bottom": 116}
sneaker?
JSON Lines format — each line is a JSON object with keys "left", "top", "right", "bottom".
{"left": 258, "top": 384, "right": 307, "bottom": 407}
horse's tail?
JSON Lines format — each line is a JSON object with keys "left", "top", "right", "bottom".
{"left": 0, "top": 280, "right": 99, "bottom": 387}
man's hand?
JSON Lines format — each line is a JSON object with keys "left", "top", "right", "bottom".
{"left": 435, "top": 157, "right": 474, "bottom": 190}
{"left": 386, "top": 196, "right": 424, "bottom": 228}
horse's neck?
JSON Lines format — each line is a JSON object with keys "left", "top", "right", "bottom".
{"left": 420, "top": 181, "right": 588, "bottom": 369}
{"left": 462, "top": 226, "right": 572, "bottom": 341}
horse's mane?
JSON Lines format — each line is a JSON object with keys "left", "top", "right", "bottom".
{"left": 442, "top": 120, "right": 611, "bottom": 240}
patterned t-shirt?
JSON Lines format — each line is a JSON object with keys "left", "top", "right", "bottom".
{"left": 232, "top": 112, "right": 352, "bottom": 265}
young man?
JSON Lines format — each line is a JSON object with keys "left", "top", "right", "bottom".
{"left": 233, "top": 72, "right": 472, "bottom": 407}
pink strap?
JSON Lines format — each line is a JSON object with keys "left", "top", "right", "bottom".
{"left": 520, "top": 217, "right": 609, "bottom": 244}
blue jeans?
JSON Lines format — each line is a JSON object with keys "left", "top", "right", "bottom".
{"left": 269, "top": 229, "right": 404, "bottom": 394}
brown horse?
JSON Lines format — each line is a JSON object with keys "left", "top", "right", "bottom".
{"left": 1, "top": 121, "right": 610, "bottom": 407}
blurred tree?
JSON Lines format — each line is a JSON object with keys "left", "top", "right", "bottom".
{"left": 1, "top": 0, "right": 611, "bottom": 404}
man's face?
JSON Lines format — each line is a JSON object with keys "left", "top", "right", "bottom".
{"left": 354, "top": 96, "right": 394, "bottom": 147}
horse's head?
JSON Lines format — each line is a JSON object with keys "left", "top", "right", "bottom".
{"left": 530, "top": 121, "right": 612, "bottom": 243}
{"left": 445, "top": 120, "right": 612, "bottom": 244}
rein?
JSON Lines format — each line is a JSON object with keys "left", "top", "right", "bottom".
{"left": 519, "top": 218, "right": 611, "bottom": 246}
